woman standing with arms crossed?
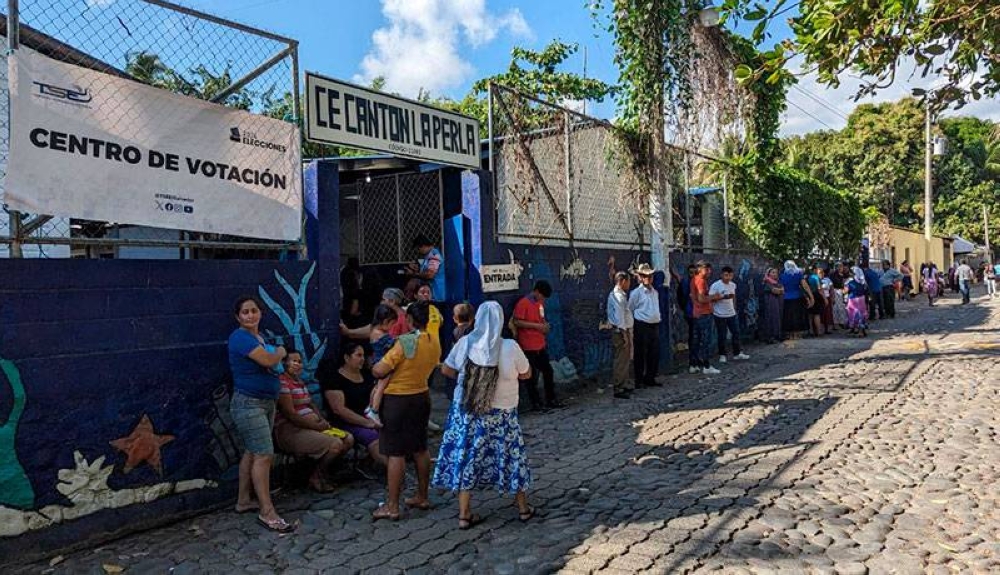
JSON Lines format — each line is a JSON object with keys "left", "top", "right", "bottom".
{"left": 228, "top": 296, "right": 294, "bottom": 533}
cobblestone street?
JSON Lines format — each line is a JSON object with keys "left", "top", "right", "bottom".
{"left": 21, "top": 288, "right": 1000, "bottom": 575}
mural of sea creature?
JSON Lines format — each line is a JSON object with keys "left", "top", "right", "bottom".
{"left": 738, "top": 259, "right": 759, "bottom": 336}
{"left": 204, "top": 384, "right": 242, "bottom": 474}
{"left": 259, "top": 263, "right": 327, "bottom": 403}
{"left": 560, "top": 255, "right": 589, "bottom": 282}
{"left": 109, "top": 415, "right": 175, "bottom": 476}
{"left": 0, "top": 451, "right": 215, "bottom": 538}
{"left": 0, "top": 358, "right": 34, "bottom": 509}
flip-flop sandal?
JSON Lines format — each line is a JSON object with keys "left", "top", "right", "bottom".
{"left": 405, "top": 497, "right": 433, "bottom": 510}
{"left": 372, "top": 505, "right": 400, "bottom": 522}
{"left": 257, "top": 515, "right": 295, "bottom": 533}
{"left": 518, "top": 506, "right": 536, "bottom": 522}
{"left": 458, "top": 513, "right": 484, "bottom": 530}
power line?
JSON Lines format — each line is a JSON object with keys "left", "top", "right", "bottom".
{"left": 785, "top": 97, "right": 837, "bottom": 131}
{"left": 791, "top": 85, "right": 850, "bottom": 121}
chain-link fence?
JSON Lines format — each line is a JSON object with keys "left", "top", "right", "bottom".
{"left": 354, "top": 171, "right": 443, "bottom": 265}
{"left": 489, "top": 83, "right": 754, "bottom": 255}
{"left": 1, "top": 0, "right": 300, "bottom": 258}
{"left": 490, "top": 83, "right": 651, "bottom": 248}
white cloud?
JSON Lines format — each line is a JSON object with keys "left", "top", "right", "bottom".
{"left": 85, "top": 0, "right": 116, "bottom": 7}
{"left": 356, "top": 0, "right": 532, "bottom": 97}
{"left": 780, "top": 55, "right": 1000, "bottom": 136}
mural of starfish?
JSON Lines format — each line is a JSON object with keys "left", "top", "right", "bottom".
{"left": 109, "top": 415, "right": 175, "bottom": 476}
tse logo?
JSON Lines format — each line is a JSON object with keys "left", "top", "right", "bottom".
{"left": 33, "top": 81, "right": 93, "bottom": 104}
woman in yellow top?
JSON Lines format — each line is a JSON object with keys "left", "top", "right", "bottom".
{"left": 370, "top": 301, "right": 442, "bottom": 521}
{"left": 415, "top": 283, "right": 443, "bottom": 342}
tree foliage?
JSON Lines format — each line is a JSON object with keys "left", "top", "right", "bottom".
{"left": 783, "top": 98, "right": 1000, "bottom": 244}
{"left": 427, "top": 40, "right": 614, "bottom": 127}
{"left": 593, "top": 2, "right": 862, "bottom": 261}
{"left": 722, "top": 0, "right": 1000, "bottom": 109}
{"left": 730, "top": 164, "right": 865, "bottom": 261}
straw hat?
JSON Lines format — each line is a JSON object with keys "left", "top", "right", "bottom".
{"left": 634, "top": 263, "right": 656, "bottom": 276}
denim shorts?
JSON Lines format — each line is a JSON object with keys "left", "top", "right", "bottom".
{"left": 230, "top": 392, "right": 276, "bottom": 455}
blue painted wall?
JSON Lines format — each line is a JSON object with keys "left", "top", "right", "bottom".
{"left": 0, "top": 160, "right": 340, "bottom": 565}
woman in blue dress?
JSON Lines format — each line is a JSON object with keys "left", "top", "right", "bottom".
{"left": 432, "top": 301, "right": 536, "bottom": 529}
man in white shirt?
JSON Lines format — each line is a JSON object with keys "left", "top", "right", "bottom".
{"left": 709, "top": 265, "right": 749, "bottom": 363}
{"left": 627, "top": 263, "right": 662, "bottom": 388}
{"left": 607, "top": 271, "right": 634, "bottom": 399}
{"left": 956, "top": 260, "right": 974, "bottom": 304}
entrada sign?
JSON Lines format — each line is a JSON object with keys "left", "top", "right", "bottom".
{"left": 305, "top": 72, "right": 481, "bottom": 169}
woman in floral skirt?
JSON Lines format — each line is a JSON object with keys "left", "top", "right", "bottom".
{"left": 432, "top": 301, "right": 536, "bottom": 529}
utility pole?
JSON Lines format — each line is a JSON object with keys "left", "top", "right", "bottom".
{"left": 985, "top": 204, "right": 992, "bottom": 262}
{"left": 924, "top": 101, "right": 933, "bottom": 243}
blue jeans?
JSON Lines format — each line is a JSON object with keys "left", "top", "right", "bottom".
{"left": 714, "top": 315, "right": 741, "bottom": 357}
{"left": 959, "top": 279, "right": 970, "bottom": 303}
{"left": 230, "top": 392, "right": 276, "bottom": 455}
{"left": 691, "top": 315, "right": 715, "bottom": 368}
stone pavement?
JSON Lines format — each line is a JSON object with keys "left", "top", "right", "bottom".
{"left": 20, "top": 288, "right": 1000, "bottom": 575}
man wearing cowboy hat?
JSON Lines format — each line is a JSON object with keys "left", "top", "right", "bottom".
{"left": 628, "top": 263, "right": 663, "bottom": 388}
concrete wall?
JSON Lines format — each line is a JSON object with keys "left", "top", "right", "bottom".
{"left": 874, "top": 226, "right": 953, "bottom": 287}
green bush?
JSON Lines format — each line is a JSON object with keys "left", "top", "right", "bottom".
{"left": 730, "top": 165, "right": 864, "bottom": 262}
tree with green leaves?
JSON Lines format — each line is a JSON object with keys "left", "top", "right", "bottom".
{"left": 722, "top": 0, "right": 1000, "bottom": 109}
{"left": 427, "top": 40, "right": 614, "bottom": 127}
{"left": 125, "top": 50, "right": 253, "bottom": 110}
{"left": 782, "top": 98, "right": 1000, "bottom": 244}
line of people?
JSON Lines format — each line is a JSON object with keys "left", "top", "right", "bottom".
{"left": 226, "top": 252, "right": 965, "bottom": 533}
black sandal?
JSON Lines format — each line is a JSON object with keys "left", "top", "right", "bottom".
{"left": 518, "top": 505, "right": 536, "bottom": 522}
{"left": 458, "top": 513, "right": 484, "bottom": 530}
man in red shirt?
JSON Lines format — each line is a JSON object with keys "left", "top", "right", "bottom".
{"left": 513, "top": 280, "right": 564, "bottom": 411}
{"left": 690, "top": 261, "right": 720, "bottom": 375}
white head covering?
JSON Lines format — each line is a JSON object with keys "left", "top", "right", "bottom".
{"left": 466, "top": 301, "right": 503, "bottom": 367}
{"left": 784, "top": 260, "right": 800, "bottom": 274}
{"left": 852, "top": 266, "right": 866, "bottom": 285}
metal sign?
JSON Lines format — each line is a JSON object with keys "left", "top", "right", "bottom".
{"left": 305, "top": 72, "right": 480, "bottom": 169}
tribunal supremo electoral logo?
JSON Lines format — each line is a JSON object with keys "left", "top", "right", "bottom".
{"left": 229, "top": 127, "right": 288, "bottom": 154}
{"left": 32, "top": 81, "right": 92, "bottom": 106}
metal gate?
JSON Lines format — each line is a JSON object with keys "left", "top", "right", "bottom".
{"left": 355, "top": 171, "right": 444, "bottom": 265}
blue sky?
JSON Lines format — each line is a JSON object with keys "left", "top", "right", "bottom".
{"left": 101, "top": 0, "right": 1000, "bottom": 135}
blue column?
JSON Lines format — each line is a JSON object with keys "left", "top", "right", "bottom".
{"left": 304, "top": 160, "right": 341, "bottom": 346}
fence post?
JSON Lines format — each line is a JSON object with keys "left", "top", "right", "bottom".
{"left": 6, "top": 0, "right": 22, "bottom": 258}
{"left": 723, "top": 172, "right": 730, "bottom": 249}
{"left": 564, "top": 110, "right": 572, "bottom": 239}
{"left": 683, "top": 151, "right": 691, "bottom": 251}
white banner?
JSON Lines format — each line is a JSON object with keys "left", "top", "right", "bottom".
{"left": 305, "top": 72, "right": 480, "bottom": 169}
{"left": 6, "top": 50, "right": 302, "bottom": 241}
{"left": 480, "top": 263, "right": 522, "bottom": 293}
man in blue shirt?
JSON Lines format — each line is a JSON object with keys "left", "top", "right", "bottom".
{"left": 863, "top": 265, "right": 883, "bottom": 320}
{"left": 676, "top": 264, "right": 697, "bottom": 359}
